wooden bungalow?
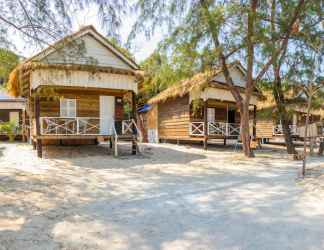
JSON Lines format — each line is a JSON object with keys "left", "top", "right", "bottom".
{"left": 0, "top": 89, "right": 25, "bottom": 140}
{"left": 146, "top": 62, "right": 260, "bottom": 148}
{"left": 256, "top": 91, "right": 323, "bottom": 140}
{"left": 7, "top": 25, "right": 142, "bottom": 157}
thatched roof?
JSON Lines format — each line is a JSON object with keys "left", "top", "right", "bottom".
{"left": 148, "top": 62, "right": 260, "bottom": 105}
{"left": 6, "top": 25, "right": 143, "bottom": 97}
{"left": 257, "top": 90, "right": 324, "bottom": 118}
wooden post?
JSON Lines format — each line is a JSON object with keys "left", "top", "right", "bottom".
{"left": 253, "top": 105, "right": 257, "bottom": 139}
{"left": 22, "top": 110, "right": 26, "bottom": 142}
{"left": 319, "top": 138, "right": 324, "bottom": 156}
{"left": 203, "top": 100, "right": 208, "bottom": 150}
{"left": 34, "top": 96, "right": 42, "bottom": 158}
{"left": 131, "top": 91, "right": 137, "bottom": 155}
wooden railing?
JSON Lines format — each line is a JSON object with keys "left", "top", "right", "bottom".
{"left": 208, "top": 122, "right": 240, "bottom": 137}
{"left": 273, "top": 124, "right": 297, "bottom": 136}
{"left": 189, "top": 122, "right": 205, "bottom": 136}
{"left": 40, "top": 117, "right": 101, "bottom": 135}
{"left": 189, "top": 122, "right": 241, "bottom": 137}
{"left": 122, "top": 119, "right": 143, "bottom": 142}
{"left": 40, "top": 117, "right": 138, "bottom": 136}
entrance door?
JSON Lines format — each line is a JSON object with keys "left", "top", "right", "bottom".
{"left": 228, "top": 109, "right": 236, "bottom": 123}
{"left": 207, "top": 108, "right": 215, "bottom": 123}
{"left": 100, "top": 96, "right": 115, "bottom": 135}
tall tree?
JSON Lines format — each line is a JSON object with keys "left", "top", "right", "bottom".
{"left": 260, "top": 0, "right": 323, "bottom": 154}
{"left": 0, "top": 1, "right": 128, "bottom": 50}
{"left": 131, "top": 0, "right": 308, "bottom": 157}
{"left": 0, "top": 48, "right": 19, "bottom": 85}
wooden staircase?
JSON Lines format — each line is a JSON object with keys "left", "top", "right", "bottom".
{"left": 111, "top": 119, "right": 142, "bottom": 157}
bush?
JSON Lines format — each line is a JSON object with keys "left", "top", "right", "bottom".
{"left": 0, "top": 121, "right": 18, "bottom": 142}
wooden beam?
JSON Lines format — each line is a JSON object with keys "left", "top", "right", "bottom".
{"left": 253, "top": 105, "right": 257, "bottom": 139}
{"left": 203, "top": 100, "right": 208, "bottom": 150}
{"left": 34, "top": 96, "right": 42, "bottom": 158}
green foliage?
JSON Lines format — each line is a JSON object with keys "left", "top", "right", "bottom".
{"left": 0, "top": 1, "right": 128, "bottom": 50}
{"left": 0, "top": 121, "right": 18, "bottom": 141}
{"left": 0, "top": 48, "right": 19, "bottom": 84}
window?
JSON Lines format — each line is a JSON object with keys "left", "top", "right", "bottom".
{"left": 60, "top": 99, "right": 76, "bottom": 117}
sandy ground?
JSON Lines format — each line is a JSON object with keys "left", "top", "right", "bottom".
{"left": 0, "top": 142, "right": 323, "bottom": 250}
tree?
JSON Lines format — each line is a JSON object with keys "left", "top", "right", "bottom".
{"left": 0, "top": 1, "right": 128, "bottom": 50}
{"left": 298, "top": 80, "right": 323, "bottom": 177}
{"left": 0, "top": 48, "right": 19, "bottom": 86}
{"left": 131, "top": 0, "right": 308, "bottom": 157}
{"left": 260, "top": 0, "right": 323, "bottom": 155}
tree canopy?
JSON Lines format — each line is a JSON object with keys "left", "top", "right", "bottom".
{"left": 0, "top": 48, "right": 19, "bottom": 86}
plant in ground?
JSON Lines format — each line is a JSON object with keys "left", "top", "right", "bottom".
{"left": 0, "top": 121, "right": 18, "bottom": 142}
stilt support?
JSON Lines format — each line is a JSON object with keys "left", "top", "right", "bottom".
{"left": 132, "top": 136, "right": 137, "bottom": 155}
{"left": 36, "top": 139, "right": 42, "bottom": 158}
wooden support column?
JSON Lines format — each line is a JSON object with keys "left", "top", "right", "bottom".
{"left": 131, "top": 91, "right": 137, "bottom": 155}
{"left": 22, "top": 110, "right": 26, "bottom": 142}
{"left": 34, "top": 96, "right": 42, "bottom": 158}
{"left": 253, "top": 105, "right": 257, "bottom": 139}
{"left": 203, "top": 100, "right": 208, "bottom": 150}
{"left": 319, "top": 138, "right": 324, "bottom": 156}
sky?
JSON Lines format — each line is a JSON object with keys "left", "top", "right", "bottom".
{"left": 13, "top": 6, "right": 164, "bottom": 64}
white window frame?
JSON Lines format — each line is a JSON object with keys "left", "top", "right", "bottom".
{"left": 60, "top": 99, "right": 76, "bottom": 117}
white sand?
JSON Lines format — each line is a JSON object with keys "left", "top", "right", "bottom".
{"left": 0, "top": 142, "right": 323, "bottom": 250}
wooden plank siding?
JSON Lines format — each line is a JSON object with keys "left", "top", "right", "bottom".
{"left": 158, "top": 95, "right": 190, "bottom": 138}
{"left": 256, "top": 120, "right": 273, "bottom": 139}
{"left": 35, "top": 87, "right": 125, "bottom": 118}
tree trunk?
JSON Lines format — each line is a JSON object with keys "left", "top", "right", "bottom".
{"left": 319, "top": 140, "right": 324, "bottom": 156}
{"left": 240, "top": 105, "right": 254, "bottom": 157}
{"left": 273, "top": 75, "right": 296, "bottom": 155}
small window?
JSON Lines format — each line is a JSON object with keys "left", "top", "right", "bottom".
{"left": 60, "top": 99, "right": 76, "bottom": 117}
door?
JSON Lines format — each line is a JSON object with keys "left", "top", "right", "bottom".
{"left": 228, "top": 109, "right": 236, "bottom": 123}
{"left": 100, "top": 96, "right": 115, "bottom": 135}
{"left": 207, "top": 108, "right": 215, "bottom": 123}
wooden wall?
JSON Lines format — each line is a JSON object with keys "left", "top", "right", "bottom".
{"left": 37, "top": 88, "right": 125, "bottom": 118}
{"left": 256, "top": 120, "right": 273, "bottom": 139}
{"left": 158, "top": 95, "right": 190, "bottom": 139}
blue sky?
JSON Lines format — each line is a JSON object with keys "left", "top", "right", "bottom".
{"left": 13, "top": 6, "right": 163, "bottom": 64}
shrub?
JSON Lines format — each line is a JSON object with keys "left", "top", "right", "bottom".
{"left": 0, "top": 121, "right": 18, "bottom": 142}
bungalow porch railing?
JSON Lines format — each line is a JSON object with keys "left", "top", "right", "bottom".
{"left": 189, "top": 121, "right": 241, "bottom": 137}
{"left": 122, "top": 119, "right": 143, "bottom": 142}
{"left": 273, "top": 124, "right": 297, "bottom": 136}
{"left": 39, "top": 117, "right": 140, "bottom": 136}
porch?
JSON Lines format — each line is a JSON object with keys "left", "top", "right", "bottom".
{"left": 188, "top": 98, "right": 256, "bottom": 145}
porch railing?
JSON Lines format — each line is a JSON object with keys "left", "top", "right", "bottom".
{"left": 122, "top": 119, "right": 143, "bottom": 142}
{"left": 40, "top": 117, "right": 140, "bottom": 136}
{"left": 273, "top": 124, "right": 297, "bottom": 136}
{"left": 189, "top": 122, "right": 205, "bottom": 136}
{"left": 189, "top": 121, "right": 241, "bottom": 137}
{"left": 40, "top": 117, "right": 101, "bottom": 135}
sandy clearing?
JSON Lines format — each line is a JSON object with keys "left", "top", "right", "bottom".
{"left": 0, "top": 142, "right": 323, "bottom": 250}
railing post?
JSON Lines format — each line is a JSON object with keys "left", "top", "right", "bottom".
{"left": 225, "top": 123, "right": 229, "bottom": 136}
{"left": 203, "top": 100, "right": 208, "bottom": 150}
{"left": 76, "top": 117, "right": 79, "bottom": 135}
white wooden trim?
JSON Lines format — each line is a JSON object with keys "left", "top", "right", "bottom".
{"left": 31, "top": 69, "right": 138, "bottom": 94}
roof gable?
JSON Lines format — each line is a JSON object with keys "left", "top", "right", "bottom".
{"left": 30, "top": 26, "right": 139, "bottom": 70}
{"left": 212, "top": 64, "right": 246, "bottom": 88}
